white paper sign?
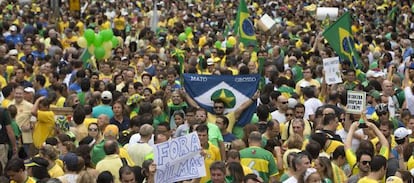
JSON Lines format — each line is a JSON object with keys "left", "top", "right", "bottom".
{"left": 323, "top": 57, "right": 343, "bottom": 85}
{"left": 316, "top": 7, "right": 339, "bottom": 21}
{"left": 258, "top": 14, "right": 276, "bottom": 32}
{"left": 154, "top": 132, "right": 206, "bottom": 183}
{"left": 347, "top": 91, "right": 366, "bottom": 114}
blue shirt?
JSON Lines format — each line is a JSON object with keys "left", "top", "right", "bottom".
{"left": 5, "top": 34, "right": 24, "bottom": 45}
{"left": 36, "top": 88, "right": 48, "bottom": 97}
{"left": 223, "top": 133, "right": 237, "bottom": 143}
{"left": 110, "top": 116, "right": 131, "bottom": 132}
{"left": 69, "top": 83, "right": 81, "bottom": 93}
{"left": 92, "top": 105, "right": 114, "bottom": 118}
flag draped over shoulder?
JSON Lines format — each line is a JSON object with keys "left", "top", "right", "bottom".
{"left": 323, "top": 12, "right": 362, "bottom": 70}
{"left": 183, "top": 74, "right": 259, "bottom": 127}
{"left": 234, "top": 0, "right": 257, "bottom": 47}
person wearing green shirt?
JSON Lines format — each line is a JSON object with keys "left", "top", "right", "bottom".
{"left": 240, "top": 131, "right": 278, "bottom": 183}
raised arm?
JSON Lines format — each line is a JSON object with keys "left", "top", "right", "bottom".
{"left": 180, "top": 88, "right": 200, "bottom": 109}
{"left": 233, "top": 90, "right": 260, "bottom": 120}
{"left": 31, "top": 96, "right": 46, "bottom": 116}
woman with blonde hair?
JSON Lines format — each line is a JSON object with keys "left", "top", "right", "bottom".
{"left": 314, "top": 156, "right": 334, "bottom": 183}
{"left": 152, "top": 98, "right": 168, "bottom": 128}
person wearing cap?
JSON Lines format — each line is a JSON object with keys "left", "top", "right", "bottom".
{"left": 24, "top": 157, "right": 50, "bottom": 181}
{"left": 6, "top": 158, "right": 37, "bottom": 183}
{"left": 392, "top": 127, "right": 411, "bottom": 171}
{"left": 91, "top": 124, "right": 134, "bottom": 167}
{"left": 92, "top": 91, "right": 114, "bottom": 118}
{"left": 5, "top": 25, "right": 24, "bottom": 46}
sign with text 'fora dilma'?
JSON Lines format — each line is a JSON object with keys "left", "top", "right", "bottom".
{"left": 347, "top": 91, "right": 366, "bottom": 114}
{"left": 154, "top": 132, "right": 206, "bottom": 183}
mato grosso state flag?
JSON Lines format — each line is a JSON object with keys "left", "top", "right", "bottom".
{"left": 323, "top": 12, "right": 362, "bottom": 70}
{"left": 234, "top": 0, "right": 257, "bottom": 47}
{"left": 183, "top": 74, "right": 259, "bottom": 127}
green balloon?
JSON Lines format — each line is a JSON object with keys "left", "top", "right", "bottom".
{"left": 185, "top": 27, "right": 192, "bottom": 35}
{"left": 84, "top": 29, "right": 95, "bottom": 44}
{"left": 100, "top": 29, "right": 114, "bottom": 41}
{"left": 94, "top": 46, "right": 105, "bottom": 60}
{"left": 215, "top": 41, "right": 222, "bottom": 49}
{"left": 111, "top": 37, "right": 119, "bottom": 48}
{"left": 93, "top": 35, "right": 103, "bottom": 47}
{"left": 178, "top": 33, "right": 187, "bottom": 42}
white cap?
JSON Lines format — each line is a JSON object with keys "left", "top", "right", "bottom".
{"left": 101, "top": 91, "right": 112, "bottom": 100}
{"left": 8, "top": 49, "right": 18, "bottom": 56}
{"left": 366, "top": 70, "right": 385, "bottom": 78}
{"left": 303, "top": 168, "right": 317, "bottom": 182}
{"left": 207, "top": 58, "right": 214, "bottom": 65}
{"left": 394, "top": 127, "right": 412, "bottom": 140}
{"left": 299, "top": 81, "right": 311, "bottom": 88}
{"left": 288, "top": 98, "right": 298, "bottom": 108}
{"left": 9, "top": 25, "right": 17, "bottom": 31}
{"left": 24, "top": 87, "right": 35, "bottom": 94}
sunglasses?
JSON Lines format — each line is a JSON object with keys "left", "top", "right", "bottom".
{"left": 214, "top": 106, "right": 224, "bottom": 109}
{"left": 286, "top": 113, "right": 293, "bottom": 116}
{"left": 340, "top": 118, "right": 346, "bottom": 122}
{"left": 377, "top": 112, "right": 388, "bottom": 116}
{"left": 281, "top": 101, "right": 288, "bottom": 104}
{"left": 89, "top": 128, "right": 98, "bottom": 132}
{"left": 361, "top": 161, "right": 371, "bottom": 165}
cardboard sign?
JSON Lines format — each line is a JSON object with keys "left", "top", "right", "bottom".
{"left": 316, "top": 7, "right": 338, "bottom": 21}
{"left": 323, "top": 57, "right": 343, "bottom": 85}
{"left": 154, "top": 132, "right": 206, "bottom": 183}
{"left": 347, "top": 91, "right": 366, "bottom": 114}
{"left": 257, "top": 14, "right": 276, "bottom": 32}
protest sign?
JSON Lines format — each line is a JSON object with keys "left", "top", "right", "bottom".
{"left": 316, "top": 7, "right": 339, "bottom": 20}
{"left": 154, "top": 132, "right": 206, "bottom": 183}
{"left": 347, "top": 91, "right": 366, "bottom": 114}
{"left": 323, "top": 57, "right": 343, "bottom": 85}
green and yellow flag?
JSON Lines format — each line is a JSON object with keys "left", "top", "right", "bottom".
{"left": 234, "top": 0, "right": 257, "bottom": 47}
{"left": 323, "top": 12, "right": 362, "bottom": 70}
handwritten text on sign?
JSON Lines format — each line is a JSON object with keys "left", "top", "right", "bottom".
{"left": 347, "top": 91, "right": 366, "bottom": 114}
{"left": 323, "top": 57, "right": 343, "bottom": 85}
{"left": 154, "top": 132, "right": 206, "bottom": 183}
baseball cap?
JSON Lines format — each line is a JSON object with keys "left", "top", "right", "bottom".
{"left": 368, "top": 90, "right": 381, "bottom": 100}
{"left": 386, "top": 176, "right": 403, "bottom": 183}
{"left": 207, "top": 58, "right": 214, "bottom": 65}
{"left": 25, "top": 157, "right": 46, "bottom": 167}
{"left": 62, "top": 153, "right": 78, "bottom": 169}
{"left": 101, "top": 91, "right": 112, "bottom": 100}
{"left": 103, "top": 124, "right": 119, "bottom": 137}
{"left": 24, "top": 87, "right": 35, "bottom": 94}
{"left": 8, "top": 49, "right": 18, "bottom": 56}
{"left": 9, "top": 25, "right": 17, "bottom": 31}
{"left": 394, "top": 127, "right": 412, "bottom": 140}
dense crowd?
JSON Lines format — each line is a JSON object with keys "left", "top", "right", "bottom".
{"left": 1, "top": 0, "right": 414, "bottom": 183}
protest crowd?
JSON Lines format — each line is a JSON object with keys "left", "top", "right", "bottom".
{"left": 2, "top": 0, "right": 414, "bottom": 182}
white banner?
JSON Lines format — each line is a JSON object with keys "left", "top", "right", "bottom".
{"left": 323, "top": 57, "right": 343, "bottom": 85}
{"left": 154, "top": 132, "right": 206, "bottom": 183}
{"left": 347, "top": 91, "right": 366, "bottom": 114}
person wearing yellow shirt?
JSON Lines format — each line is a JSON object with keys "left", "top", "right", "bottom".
{"left": 197, "top": 124, "right": 221, "bottom": 183}
{"left": 31, "top": 96, "right": 55, "bottom": 149}
{"left": 6, "top": 158, "right": 37, "bottom": 183}
{"left": 1, "top": 85, "right": 14, "bottom": 108}
{"left": 100, "top": 16, "right": 111, "bottom": 30}
{"left": 61, "top": 29, "right": 78, "bottom": 50}
{"left": 346, "top": 121, "right": 389, "bottom": 177}
{"left": 58, "top": 15, "right": 69, "bottom": 34}
{"left": 357, "top": 155, "right": 387, "bottom": 183}
{"left": 113, "top": 11, "right": 126, "bottom": 37}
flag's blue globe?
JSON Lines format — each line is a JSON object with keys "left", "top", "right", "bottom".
{"left": 242, "top": 19, "right": 255, "bottom": 36}
{"left": 210, "top": 89, "right": 236, "bottom": 108}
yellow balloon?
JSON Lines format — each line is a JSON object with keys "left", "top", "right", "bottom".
{"left": 77, "top": 37, "right": 88, "bottom": 48}
{"left": 103, "top": 50, "right": 112, "bottom": 60}
{"left": 228, "top": 36, "right": 236, "bottom": 46}
{"left": 88, "top": 45, "right": 95, "bottom": 54}
{"left": 102, "top": 42, "right": 113, "bottom": 51}
{"left": 117, "top": 36, "right": 124, "bottom": 48}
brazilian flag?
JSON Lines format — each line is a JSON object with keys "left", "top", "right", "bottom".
{"left": 234, "top": 0, "right": 257, "bottom": 47}
{"left": 323, "top": 12, "right": 362, "bottom": 70}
